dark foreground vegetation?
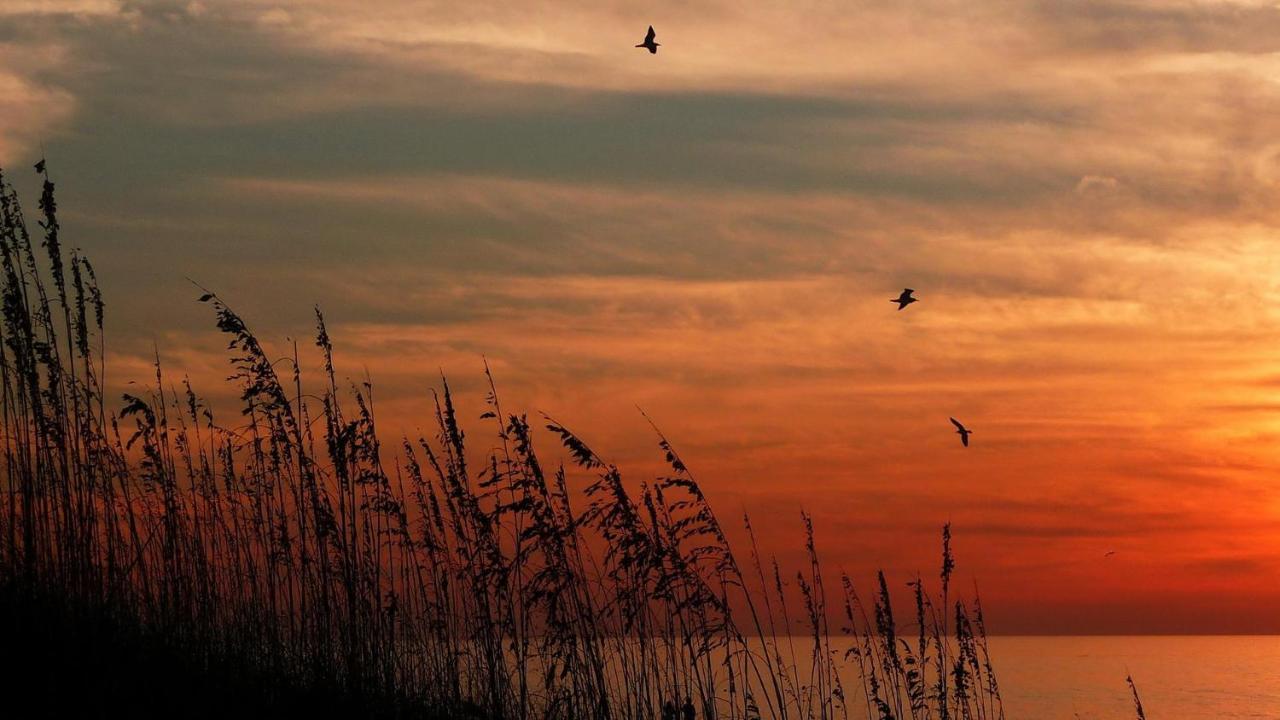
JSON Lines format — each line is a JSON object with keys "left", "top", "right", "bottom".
{"left": 0, "top": 581, "right": 442, "bottom": 719}
{"left": 0, "top": 162, "right": 1027, "bottom": 719}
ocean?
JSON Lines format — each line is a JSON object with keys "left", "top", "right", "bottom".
{"left": 543, "top": 635, "right": 1280, "bottom": 718}
{"left": 988, "top": 636, "right": 1280, "bottom": 719}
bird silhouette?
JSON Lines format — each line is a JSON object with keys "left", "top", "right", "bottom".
{"left": 636, "top": 26, "right": 659, "bottom": 54}
{"left": 34, "top": 158, "right": 45, "bottom": 174}
{"left": 949, "top": 417, "right": 971, "bottom": 447}
{"left": 1104, "top": 550, "right": 1117, "bottom": 558}
{"left": 891, "top": 288, "right": 917, "bottom": 310}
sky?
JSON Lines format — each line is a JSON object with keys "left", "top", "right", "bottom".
{"left": 3, "top": 0, "right": 1280, "bottom": 633}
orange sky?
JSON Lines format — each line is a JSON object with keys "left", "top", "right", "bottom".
{"left": 4, "top": 0, "right": 1280, "bottom": 632}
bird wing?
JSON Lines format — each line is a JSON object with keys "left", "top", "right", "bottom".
{"left": 645, "top": 26, "right": 656, "bottom": 43}
{"left": 960, "top": 433, "right": 969, "bottom": 447}
{"left": 949, "top": 417, "right": 966, "bottom": 431}
{"left": 904, "top": 288, "right": 914, "bottom": 296}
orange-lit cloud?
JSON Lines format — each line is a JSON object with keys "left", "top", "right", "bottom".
{"left": 4, "top": 0, "right": 1280, "bottom": 632}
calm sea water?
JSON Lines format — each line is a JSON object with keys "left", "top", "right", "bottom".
{"left": 510, "top": 636, "right": 1280, "bottom": 718}
{"left": 989, "top": 636, "right": 1280, "bottom": 719}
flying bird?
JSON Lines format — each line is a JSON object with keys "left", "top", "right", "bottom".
{"left": 636, "top": 25, "right": 660, "bottom": 54}
{"left": 891, "top": 288, "right": 918, "bottom": 310}
{"left": 1104, "top": 550, "right": 1117, "bottom": 558}
{"left": 949, "top": 417, "right": 972, "bottom": 447}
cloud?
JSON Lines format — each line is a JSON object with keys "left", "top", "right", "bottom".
{"left": 0, "top": 14, "right": 91, "bottom": 163}
{"left": 6, "top": 0, "right": 1280, "bottom": 631}
{"left": 13, "top": 0, "right": 1280, "bottom": 231}
{"left": 1030, "top": 0, "right": 1280, "bottom": 56}
{"left": 0, "top": 64, "right": 75, "bottom": 164}
{"left": 1075, "top": 174, "right": 1121, "bottom": 194}
{"left": 1183, "top": 555, "right": 1271, "bottom": 575}
{"left": 0, "top": 1, "right": 120, "bottom": 17}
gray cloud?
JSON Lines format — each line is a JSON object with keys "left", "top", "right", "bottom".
{"left": 5, "top": 4, "right": 1280, "bottom": 634}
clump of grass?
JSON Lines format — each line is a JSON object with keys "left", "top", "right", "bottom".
{"left": 1127, "top": 674, "right": 1147, "bottom": 720}
{"left": 0, "top": 162, "right": 1006, "bottom": 719}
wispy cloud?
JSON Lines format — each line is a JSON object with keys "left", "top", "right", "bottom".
{"left": 5, "top": 0, "right": 1280, "bottom": 631}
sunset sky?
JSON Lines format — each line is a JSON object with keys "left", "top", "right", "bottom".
{"left": 4, "top": 0, "right": 1280, "bottom": 633}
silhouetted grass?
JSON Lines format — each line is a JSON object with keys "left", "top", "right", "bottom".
{"left": 0, "top": 580, "right": 444, "bottom": 719}
{"left": 1127, "top": 675, "right": 1147, "bottom": 720}
{"left": 0, "top": 162, "right": 1018, "bottom": 719}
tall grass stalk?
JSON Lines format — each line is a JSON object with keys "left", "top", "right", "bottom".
{"left": 0, "top": 164, "right": 1004, "bottom": 720}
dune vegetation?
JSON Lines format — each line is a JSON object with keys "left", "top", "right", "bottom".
{"left": 0, "top": 162, "right": 1043, "bottom": 719}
